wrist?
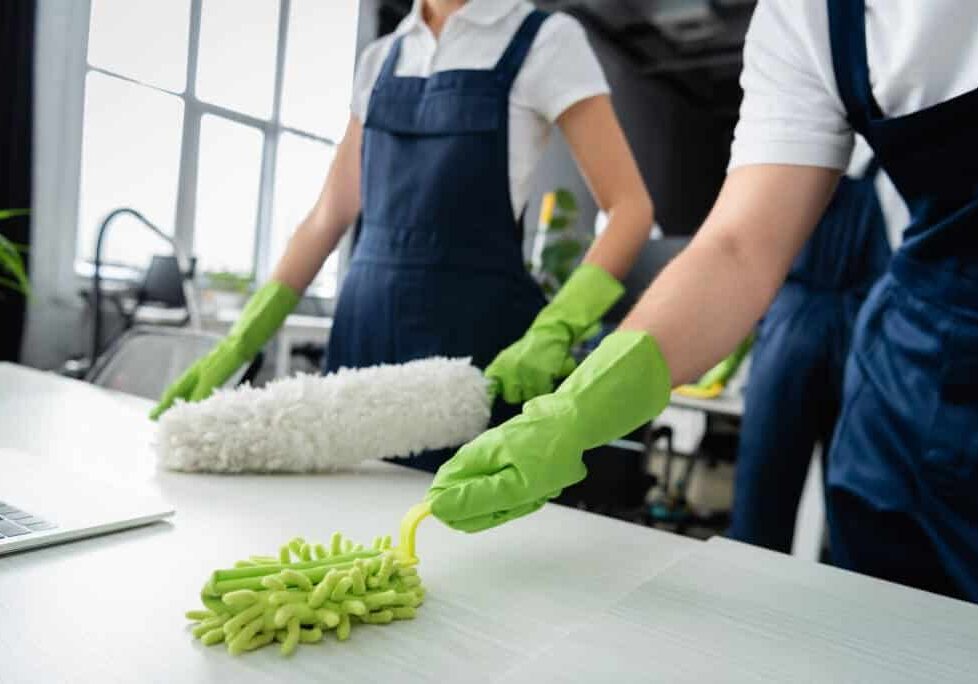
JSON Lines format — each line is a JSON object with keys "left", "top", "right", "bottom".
{"left": 535, "top": 263, "right": 624, "bottom": 342}
{"left": 551, "top": 330, "right": 671, "bottom": 449}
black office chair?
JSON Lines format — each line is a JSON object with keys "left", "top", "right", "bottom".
{"left": 604, "top": 236, "right": 690, "bottom": 325}
{"left": 86, "top": 325, "right": 263, "bottom": 401}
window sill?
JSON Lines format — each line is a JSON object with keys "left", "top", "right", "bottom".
{"left": 72, "top": 268, "right": 335, "bottom": 310}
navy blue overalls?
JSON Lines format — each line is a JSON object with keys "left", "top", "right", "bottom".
{"left": 324, "top": 12, "right": 550, "bottom": 471}
{"left": 825, "top": 0, "right": 978, "bottom": 600}
{"left": 729, "top": 159, "right": 891, "bottom": 552}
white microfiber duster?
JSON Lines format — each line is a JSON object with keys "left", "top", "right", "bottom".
{"left": 155, "top": 357, "right": 491, "bottom": 473}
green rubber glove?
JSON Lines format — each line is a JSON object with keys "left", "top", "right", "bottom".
{"left": 428, "top": 329, "right": 671, "bottom": 532}
{"left": 675, "top": 333, "right": 754, "bottom": 398}
{"left": 150, "top": 281, "right": 299, "bottom": 420}
{"left": 486, "top": 263, "right": 624, "bottom": 404}
{"left": 699, "top": 333, "right": 754, "bottom": 387}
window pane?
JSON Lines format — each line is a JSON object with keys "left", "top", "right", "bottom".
{"left": 78, "top": 72, "right": 183, "bottom": 267}
{"left": 88, "top": 0, "right": 190, "bottom": 92}
{"left": 196, "top": 0, "right": 279, "bottom": 119}
{"left": 194, "top": 115, "right": 263, "bottom": 276}
{"left": 280, "top": 0, "right": 358, "bottom": 140}
{"left": 271, "top": 133, "right": 337, "bottom": 295}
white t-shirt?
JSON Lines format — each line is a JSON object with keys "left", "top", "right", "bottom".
{"left": 350, "top": 0, "right": 609, "bottom": 218}
{"left": 730, "top": 0, "right": 978, "bottom": 172}
{"left": 845, "top": 137, "right": 908, "bottom": 248}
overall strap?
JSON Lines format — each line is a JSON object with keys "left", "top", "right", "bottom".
{"left": 377, "top": 34, "right": 405, "bottom": 82}
{"left": 861, "top": 154, "right": 880, "bottom": 180}
{"left": 494, "top": 10, "right": 549, "bottom": 90}
{"left": 826, "top": 0, "right": 882, "bottom": 131}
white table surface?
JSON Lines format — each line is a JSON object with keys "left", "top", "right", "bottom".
{"left": 0, "top": 364, "right": 696, "bottom": 683}
{"left": 505, "top": 537, "right": 978, "bottom": 683}
{"left": 3, "top": 363, "right": 978, "bottom": 683}
{"left": 669, "top": 389, "right": 744, "bottom": 417}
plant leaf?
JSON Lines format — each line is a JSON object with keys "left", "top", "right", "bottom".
{"left": 206, "top": 270, "right": 256, "bottom": 294}
{"left": 554, "top": 189, "right": 577, "bottom": 213}
{"left": 541, "top": 239, "right": 584, "bottom": 284}
{"left": 546, "top": 216, "right": 570, "bottom": 231}
{"left": 0, "top": 275, "right": 28, "bottom": 295}
{"left": 0, "top": 208, "right": 30, "bottom": 222}
{"left": 0, "top": 234, "right": 30, "bottom": 295}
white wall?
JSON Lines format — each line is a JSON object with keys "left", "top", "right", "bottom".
{"left": 25, "top": 0, "right": 93, "bottom": 370}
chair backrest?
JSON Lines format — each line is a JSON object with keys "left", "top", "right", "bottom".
{"left": 604, "top": 236, "right": 690, "bottom": 324}
{"left": 86, "top": 326, "right": 250, "bottom": 400}
{"left": 139, "top": 255, "right": 188, "bottom": 307}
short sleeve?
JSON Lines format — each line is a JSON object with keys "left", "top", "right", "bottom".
{"left": 350, "top": 36, "right": 393, "bottom": 123}
{"left": 728, "top": 0, "right": 854, "bottom": 171}
{"left": 513, "top": 13, "right": 610, "bottom": 123}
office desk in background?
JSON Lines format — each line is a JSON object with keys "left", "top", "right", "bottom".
{"left": 669, "top": 388, "right": 745, "bottom": 418}
{"left": 2, "top": 364, "right": 977, "bottom": 683}
{"left": 667, "top": 383, "right": 826, "bottom": 563}
{"left": 202, "top": 309, "right": 332, "bottom": 377}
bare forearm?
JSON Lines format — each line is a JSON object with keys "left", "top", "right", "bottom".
{"left": 584, "top": 192, "right": 653, "bottom": 280}
{"left": 621, "top": 164, "right": 840, "bottom": 384}
{"left": 620, "top": 232, "right": 778, "bottom": 384}
{"left": 271, "top": 217, "right": 347, "bottom": 293}
{"left": 559, "top": 94, "right": 652, "bottom": 280}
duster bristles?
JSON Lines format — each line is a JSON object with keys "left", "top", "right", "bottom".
{"left": 186, "top": 532, "right": 426, "bottom": 656}
{"left": 155, "top": 357, "right": 491, "bottom": 472}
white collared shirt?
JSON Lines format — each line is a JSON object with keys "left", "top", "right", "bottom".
{"left": 351, "top": 0, "right": 609, "bottom": 217}
{"left": 730, "top": 0, "right": 978, "bottom": 173}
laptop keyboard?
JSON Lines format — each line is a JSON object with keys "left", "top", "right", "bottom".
{"left": 0, "top": 502, "right": 57, "bottom": 538}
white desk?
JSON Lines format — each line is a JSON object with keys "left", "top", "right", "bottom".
{"left": 3, "top": 364, "right": 978, "bottom": 683}
{"left": 668, "top": 383, "right": 826, "bottom": 563}
{"left": 0, "top": 364, "right": 696, "bottom": 683}
{"left": 669, "top": 389, "right": 744, "bottom": 418}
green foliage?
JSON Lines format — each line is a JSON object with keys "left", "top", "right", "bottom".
{"left": 0, "top": 209, "right": 30, "bottom": 297}
{"left": 206, "top": 270, "right": 255, "bottom": 294}
{"left": 546, "top": 215, "right": 570, "bottom": 231}
{"left": 534, "top": 189, "right": 589, "bottom": 297}
{"left": 554, "top": 188, "right": 577, "bottom": 212}
{"left": 541, "top": 239, "right": 583, "bottom": 285}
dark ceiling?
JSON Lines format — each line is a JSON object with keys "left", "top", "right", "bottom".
{"left": 377, "top": 0, "right": 755, "bottom": 112}
{"left": 537, "top": 1, "right": 753, "bottom": 75}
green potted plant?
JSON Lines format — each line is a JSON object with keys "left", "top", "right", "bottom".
{"left": 530, "top": 188, "right": 590, "bottom": 297}
{"left": 0, "top": 209, "right": 30, "bottom": 297}
{"left": 201, "top": 269, "right": 256, "bottom": 315}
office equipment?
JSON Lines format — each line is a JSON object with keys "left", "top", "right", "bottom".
{"left": 0, "top": 446, "right": 173, "bottom": 556}
{"left": 89, "top": 207, "right": 199, "bottom": 367}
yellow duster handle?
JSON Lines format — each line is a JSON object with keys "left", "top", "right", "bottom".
{"left": 396, "top": 502, "right": 431, "bottom": 567}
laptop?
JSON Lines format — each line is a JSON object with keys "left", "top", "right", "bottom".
{"left": 0, "top": 448, "right": 174, "bottom": 555}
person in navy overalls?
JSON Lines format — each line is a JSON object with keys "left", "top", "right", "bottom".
{"left": 325, "top": 18, "right": 552, "bottom": 378}
{"left": 822, "top": 0, "right": 978, "bottom": 600}
{"left": 414, "top": 0, "right": 978, "bottom": 603}
{"left": 322, "top": 3, "right": 652, "bottom": 471}
{"left": 729, "top": 150, "right": 892, "bottom": 552}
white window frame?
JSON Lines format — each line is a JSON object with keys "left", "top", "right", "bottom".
{"left": 37, "top": 0, "right": 364, "bottom": 305}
